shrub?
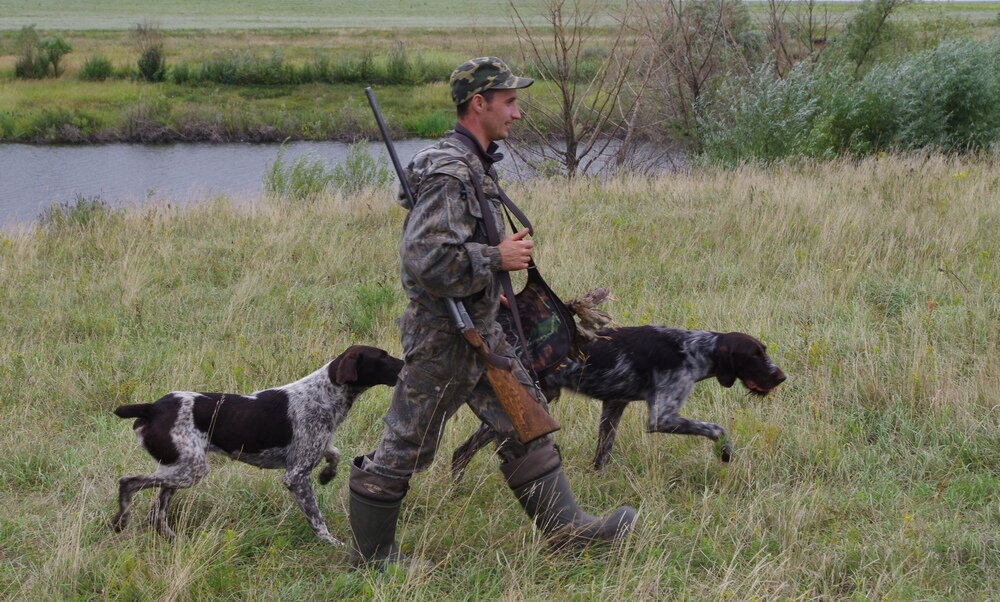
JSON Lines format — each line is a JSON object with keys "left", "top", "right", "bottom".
{"left": 131, "top": 22, "right": 166, "bottom": 82}
{"left": 137, "top": 45, "right": 166, "bottom": 82}
{"left": 38, "top": 36, "right": 71, "bottom": 76}
{"left": 37, "top": 194, "right": 114, "bottom": 229}
{"left": 698, "top": 38, "right": 1000, "bottom": 163}
{"left": 332, "top": 143, "right": 393, "bottom": 193}
{"left": 79, "top": 54, "right": 114, "bottom": 81}
{"left": 14, "top": 26, "right": 49, "bottom": 79}
{"left": 888, "top": 38, "right": 1000, "bottom": 151}
{"left": 263, "top": 146, "right": 335, "bottom": 200}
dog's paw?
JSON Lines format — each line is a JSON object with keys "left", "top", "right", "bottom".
{"left": 319, "top": 533, "right": 344, "bottom": 546}
{"left": 318, "top": 464, "right": 336, "bottom": 485}
{"left": 715, "top": 437, "right": 732, "bottom": 462}
{"left": 111, "top": 512, "right": 129, "bottom": 532}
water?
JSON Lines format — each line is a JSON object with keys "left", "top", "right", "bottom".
{"left": 0, "top": 140, "right": 443, "bottom": 229}
{"left": 0, "top": 139, "right": 680, "bottom": 229}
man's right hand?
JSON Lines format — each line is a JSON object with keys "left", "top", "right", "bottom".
{"left": 497, "top": 228, "right": 533, "bottom": 271}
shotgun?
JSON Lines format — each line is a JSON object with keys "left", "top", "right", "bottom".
{"left": 365, "top": 86, "right": 559, "bottom": 444}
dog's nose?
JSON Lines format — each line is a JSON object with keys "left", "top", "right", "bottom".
{"left": 774, "top": 370, "right": 786, "bottom": 385}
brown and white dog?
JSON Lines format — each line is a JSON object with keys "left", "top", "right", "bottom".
{"left": 112, "top": 345, "right": 403, "bottom": 544}
{"left": 452, "top": 327, "right": 786, "bottom": 476}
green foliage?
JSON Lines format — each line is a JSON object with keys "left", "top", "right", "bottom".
{"left": 699, "top": 38, "right": 1000, "bottom": 163}
{"left": 137, "top": 44, "right": 166, "bottom": 82}
{"left": 78, "top": 54, "right": 114, "bottom": 81}
{"left": 263, "top": 143, "right": 393, "bottom": 200}
{"left": 13, "top": 25, "right": 71, "bottom": 78}
{"left": 38, "top": 35, "right": 72, "bottom": 75}
{"left": 886, "top": 38, "right": 1000, "bottom": 151}
{"left": 131, "top": 21, "right": 166, "bottom": 82}
{"left": 24, "top": 107, "right": 101, "bottom": 141}
{"left": 164, "top": 45, "right": 449, "bottom": 86}
{"left": 263, "top": 146, "right": 335, "bottom": 200}
{"left": 331, "top": 142, "right": 393, "bottom": 193}
{"left": 37, "top": 193, "right": 115, "bottom": 228}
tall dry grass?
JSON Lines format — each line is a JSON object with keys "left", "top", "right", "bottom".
{"left": 1, "top": 153, "right": 997, "bottom": 600}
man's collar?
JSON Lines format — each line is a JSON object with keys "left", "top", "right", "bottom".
{"left": 453, "top": 123, "right": 504, "bottom": 168}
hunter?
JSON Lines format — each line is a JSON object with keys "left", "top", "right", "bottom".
{"left": 347, "top": 57, "right": 637, "bottom": 569}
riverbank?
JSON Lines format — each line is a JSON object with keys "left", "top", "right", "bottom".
{"left": 3, "top": 0, "right": 998, "bottom": 145}
{"left": 2, "top": 155, "right": 998, "bottom": 599}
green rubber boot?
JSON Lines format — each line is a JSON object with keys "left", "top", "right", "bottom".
{"left": 347, "top": 455, "right": 414, "bottom": 571}
{"left": 501, "top": 443, "right": 638, "bottom": 548}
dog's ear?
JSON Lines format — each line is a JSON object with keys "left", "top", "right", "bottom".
{"left": 713, "top": 337, "right": 737, "bottom": 388}
{"left": 333, "top": 348, "right": 361, "bottom": 385}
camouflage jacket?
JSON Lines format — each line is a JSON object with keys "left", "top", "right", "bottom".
{"left": 397, "top": 129, "right": 508, "bottom": 333}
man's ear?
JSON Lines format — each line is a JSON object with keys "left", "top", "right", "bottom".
{"left": 334, "top": 349, "right": 360, "bottom": 385}
{"left": 470, "top": 92, "right": 486, "bottom": 114}
{"left": 714, "top": 343, "right": 736, "bottom": 388}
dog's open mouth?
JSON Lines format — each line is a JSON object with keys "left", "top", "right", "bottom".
{"left": 742, "top": 379, "right": 773, "bottom": 396}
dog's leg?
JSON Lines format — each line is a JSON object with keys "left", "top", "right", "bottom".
{"left": 317, "top": 443, "right": 340, "bottom": 486}
{"left": 115, "top": 454, "right": 209, "bottom": 536}
{"left": 148, "top": 487, "right": 178, "bottom": 539}
{"left": 113, "top": 475, "right": 164, "bottom": 531}
{"left": 451, "top": 422, "right": 496, "bottom": 482}
{"left": 593, "top": 401, "right": 628, "bottom": 470}
{"left": 282, "top": 468, "right": 342, "bottom": 545}
{"left": 651, "top": 416, "right": 730, "bottom": 462}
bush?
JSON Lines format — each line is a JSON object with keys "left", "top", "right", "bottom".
{"left": 698, "top": 38, "right": 1000, "bottom": 163}
{"left": 263, "top": 146, "right": 336, "bottom": 200}
{"left": 37, "top": 194, "right": 114, "bottom": 229}
{"left": 887, "top": 38, "right": 1000, "bottom": 151}
{"left": 137, "top": 45, "right": 166, "bottom": 82}
{"left": 332, "top": 143, "right": 393, "bottom": 193}
{"left": 13, "top": 26, "right": 71, "bottom": 79}
{"left": 39, "top": 36, "right": 71, "bottom": 76}
{"left": 79, "top": 54, "right": 114, "bottom": 81}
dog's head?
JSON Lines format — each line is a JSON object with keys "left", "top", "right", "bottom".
{"left": 329, "top": 345, "right": 404, "bottom": 388}
{"left": 712, "top": 332, "right": 786, "bottom": 396}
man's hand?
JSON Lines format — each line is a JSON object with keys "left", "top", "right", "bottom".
{"left": 497, "top": 228, "right": 533, "bottom": 272}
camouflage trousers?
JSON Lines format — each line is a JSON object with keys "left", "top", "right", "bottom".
{"left": 362, "top": 314, "right": 551, "bottom": 482}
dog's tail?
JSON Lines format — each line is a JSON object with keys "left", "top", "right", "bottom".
{"left": 114, "top": 403, "right": 153, "bottom": 420}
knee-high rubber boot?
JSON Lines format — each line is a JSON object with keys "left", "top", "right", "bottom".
{"left": 500, "top": 443, "right": 637, "bottom": 549}
{"left": 347, "top": 455, "right": 411, "bottom": 570}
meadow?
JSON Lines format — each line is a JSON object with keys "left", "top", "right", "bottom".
{"left": 2, "top": 1, "right": 999, "bottom": 143}
{"left": 1, "top": 154, "right": 997, "bottom": 600}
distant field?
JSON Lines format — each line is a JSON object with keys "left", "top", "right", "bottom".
{"left": 1, "top": 0, "right": 998, "bottom": 30}
{"left": 0, "top": 0, "right": 615, "bottom": 30}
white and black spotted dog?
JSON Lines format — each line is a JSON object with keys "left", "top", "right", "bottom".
{"left": 112, "top": 345, "right": 403, "bottom": 545}
{"left": 452, "top": 327, "right": 786, "bottom": 475}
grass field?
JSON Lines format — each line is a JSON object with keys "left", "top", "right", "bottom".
{"left": 1, "top": 153, "right": 997, "bottom": 599}
{"left": 2, "top": 1, "right": 998, "bottom": 143}
{"left": 0, "top": 0, "right": 997, "bottom": 30}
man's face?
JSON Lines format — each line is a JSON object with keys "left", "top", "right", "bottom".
{"left": 479, "top": 89, "right": 522, "bottom": 142}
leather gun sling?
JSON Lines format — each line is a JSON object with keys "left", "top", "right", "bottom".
{"left": 446, "top": 139, "right": 533, "bottom": 366}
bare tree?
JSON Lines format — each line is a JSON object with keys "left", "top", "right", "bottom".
{"left": 638, "top": 0, "right": 759, "bottom": 144}
{"left": 507, "top": 0, "right": 654, "bottom": 178}
{"left": 765, "top": 0, "right": 833, "bottom": 77}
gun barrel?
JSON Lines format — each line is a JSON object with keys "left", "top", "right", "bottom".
{"left": 365, "top": 86, "right": 415, "bottom": 208}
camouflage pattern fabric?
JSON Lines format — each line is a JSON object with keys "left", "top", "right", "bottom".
{"left": 364, "top": 133, "right": 550, "bottom": 481}
{"left": 450, "top": 56, "right": 533, "bottom": 105}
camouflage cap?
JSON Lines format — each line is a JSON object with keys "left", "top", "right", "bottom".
{"left": 449, "top": 57, "right": 533, "bottom": 105}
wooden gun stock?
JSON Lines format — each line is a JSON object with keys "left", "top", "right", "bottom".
{"left": 459, "top": 328, "right": 560, "bottom": 444}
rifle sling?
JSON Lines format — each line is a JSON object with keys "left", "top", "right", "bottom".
{"left": 447, "top": 135, "right": 533, "bottom": 368}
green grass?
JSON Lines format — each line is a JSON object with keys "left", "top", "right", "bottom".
{"left": 2, "top": 153, "right": 998, "bottom": 599}
{"left": 0, "top": 0, "right": 624, "bottom": 30}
